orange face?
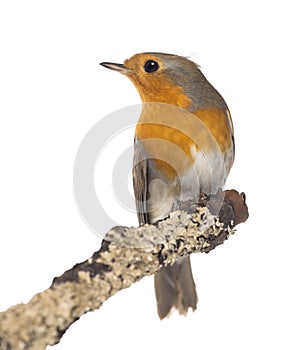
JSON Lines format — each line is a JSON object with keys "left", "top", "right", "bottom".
{"left": 123, "top": 53, "right": 192, "bottom": 109}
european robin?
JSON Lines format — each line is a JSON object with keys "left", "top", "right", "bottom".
{"left": 100, "top": 53, "right": 234, "bottom": 319}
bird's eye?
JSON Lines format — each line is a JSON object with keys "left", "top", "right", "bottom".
{"left": 144, "top": 60, "right": 160, "bottom": 73}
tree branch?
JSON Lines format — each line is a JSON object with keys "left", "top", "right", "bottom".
{"left": 0, "top": 190, "right": 248, "bottom": 350}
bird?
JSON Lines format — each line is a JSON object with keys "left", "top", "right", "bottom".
{"left": 100, "top": 52, "right": 235, "bottom": 319}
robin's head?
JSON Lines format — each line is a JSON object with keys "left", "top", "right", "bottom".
{"left": 101, "top": 53, "right": 225, "bottom": 110}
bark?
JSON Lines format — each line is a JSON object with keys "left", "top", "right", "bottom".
{"left": 0, "top": 190, "right": 248, "bottom": 350}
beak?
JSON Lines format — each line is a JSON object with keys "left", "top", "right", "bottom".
{"left": 100, "top": 62, "right": 130, "bottom": 74}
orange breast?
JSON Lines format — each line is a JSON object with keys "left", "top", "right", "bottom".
{"left": 193, "top": 108, "right": 232, "bottom": 152}
{"left": 135, "top": 103, "right": 233, "bottom": 180}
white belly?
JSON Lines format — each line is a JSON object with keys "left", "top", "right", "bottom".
{"left": 148, "top": 149, "right": 228, "bottom": 223}
{"left": 179, "top": 147, "right": 228, "bottom": 202}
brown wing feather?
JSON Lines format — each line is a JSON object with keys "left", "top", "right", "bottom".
{"left": 132, "top": 138, "right": 149, "bottom": 225}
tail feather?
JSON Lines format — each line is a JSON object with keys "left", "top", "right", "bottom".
{"left": 154, "top": 256, "right": 197, "bottom": 319}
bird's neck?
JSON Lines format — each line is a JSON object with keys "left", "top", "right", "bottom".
{"left": 129, "top": 77, "right": 192, "bottom": 110}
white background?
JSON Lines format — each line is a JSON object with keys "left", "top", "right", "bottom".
{"left": 1, "top": 1, "right": 299, "bottom": 349}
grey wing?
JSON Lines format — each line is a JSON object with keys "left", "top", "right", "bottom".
{"left": 132, "top": 138, "right": 149, "bottom": 225}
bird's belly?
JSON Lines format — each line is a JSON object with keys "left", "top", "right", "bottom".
{"left": 147, "top": 148, "right": 227, "bottom": 223}
{"left": 178, "top": 148, "right": 227, "bottom": 202}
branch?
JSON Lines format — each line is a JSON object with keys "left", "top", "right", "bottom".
{"left": 0, "top": 190, "right": 248, "bottom": 350}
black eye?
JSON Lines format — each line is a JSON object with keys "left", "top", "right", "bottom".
{"left": 144, "top": 60, "right": 160, "bottom": 73}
